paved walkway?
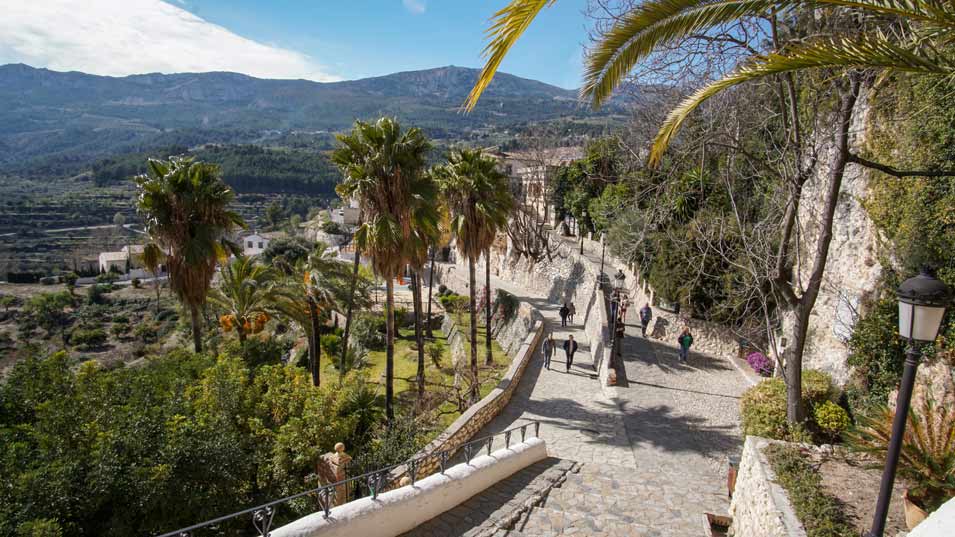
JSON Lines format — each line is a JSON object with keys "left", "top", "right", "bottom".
{"left": 427, "top": 238, "right": 750, "bottom": 536}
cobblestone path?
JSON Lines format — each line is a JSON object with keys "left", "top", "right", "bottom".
{"left": 421, "top": 240, "right": 750, "bottom": 536}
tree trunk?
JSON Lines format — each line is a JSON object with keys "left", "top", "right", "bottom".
{"left": 190, "top": 303, "right": 203, "bottom": 353}
{"left": 308, "top": 298, "right": 321, "bottom": 387}
{"left": 385, "top": 277, "right": 396, "bottom": 423}
{"left": 426, "top": 246, "right": 436, "bottom": 339}
{"left": 784, "top": 75, "right": 860, "bottom": 424}
{"left": 412, "top": 270, "right": 426, "bottom": 401}
{"left": 340, "top": 245, "right": 362, "bottom": 385}
{"left": 484, "top": 249, "right": 493, "bottom": 365}
{"left": 154, "top": 272, "right": 161, "bottom": 312}
{"left": 237, "top": 323, "right": 247, "bottom": 343}
{"left": 468, "top": 258, "right": 479, "bottom": 404}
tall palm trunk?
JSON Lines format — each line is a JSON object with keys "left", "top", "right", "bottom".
{"left": 307, "top": 298, "right": 321, "bottom": 387}
{"left": 484, "top": 248, "right": 493, "bottom": 365}
{"left": 340, "top": 245, "right": 362, "bottom": 385}
{"left": 426, "top": 246, "right": 436, "bottom": 339}
{"left": 468, "top": 258, "right": 479, "bottom": 404}
{"left": 385, "top": 277, "right": 396, "bottom": 423}
{"left": 412, "top": 270, "right": 426, "bottom": 401}
{"left": 189, "top": 303, "right": 203, "bottom": 353}
{"left": 153, "top": 272, "right": 161, "bottom": 313}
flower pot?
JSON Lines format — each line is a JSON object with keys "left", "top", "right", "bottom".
{"left": 727, "top": 456, "right": 740, "bottom": 498}
{"left": 903, "top": 489, "right": 929, "bottom": 530}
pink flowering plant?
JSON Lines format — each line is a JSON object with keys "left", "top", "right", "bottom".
{"left": 746, "top": 351, "right": 774, "bottom": 377}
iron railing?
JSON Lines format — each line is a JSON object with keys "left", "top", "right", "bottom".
{"left": 155, "top": 420, "right": 541, "bottom": 537}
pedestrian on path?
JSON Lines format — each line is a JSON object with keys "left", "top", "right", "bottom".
{"left": 639, "top": 303, "right": 653, "bottom": 337}
{"left": 563, "top": 335, "right": 578, "bottom": 371}
{"left": 677, "top": 326, "right": 694, "bottom": 362}
{"left": 559, "top": 303, "right": 570, "bottom": 327}
{"left": 542, "top": 333, "right": 556, "bottom": 370}
{"left": 568, "top": 303, "right": 576, "bottom": 324}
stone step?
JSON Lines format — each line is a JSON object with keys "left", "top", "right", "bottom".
{"left": 513, "top": 505, "right": 659, "bottom": 537}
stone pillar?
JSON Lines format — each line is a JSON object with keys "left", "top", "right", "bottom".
{"left": 318, "top": 442, "right": 352, "bottom": 506}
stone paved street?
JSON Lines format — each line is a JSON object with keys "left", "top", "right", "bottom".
{"left": 422, "top": 238, "right": 750, "bottom": 536}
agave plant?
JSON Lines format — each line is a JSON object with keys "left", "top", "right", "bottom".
{"left": 848, "top": 396, "right": 955, "bottom": 512}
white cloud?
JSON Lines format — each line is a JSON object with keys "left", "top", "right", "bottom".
{"left": 402, "top": 0, "right": 426, "bottom": 14}
{"left": 0, "top": 0, "right": 339, "bottom": 81}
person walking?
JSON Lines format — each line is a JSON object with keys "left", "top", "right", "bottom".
{"left": 559, "top": 303, "right": 570, "bottom": 327}
{"left": 563, "top": 335, "right": 578, "bottom": 371}
{"left": 568, "top": 303, "right": 576, "bottom": 324}
{"left": 677, "top": 326, "right": 694, "bottom": 362}
{"left": 542, "top": 333, "right": 556, "bottom": 370}
{"left": 639, "top": 303, "right": 653, "bottom": 337}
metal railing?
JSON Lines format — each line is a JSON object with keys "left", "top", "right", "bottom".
{"left": 156, "top": 420, "right": 541, "bottom": 537}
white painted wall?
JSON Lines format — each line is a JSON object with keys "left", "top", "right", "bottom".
{"left": 909, "top": 496, "right": 955, "bottom": 537}
{"left": 270, "top": 438, "right": 548, "bottom": 537}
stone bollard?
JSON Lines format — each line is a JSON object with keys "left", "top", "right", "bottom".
{"left": 318, "top": 442, "right": 352, "bottom": 506}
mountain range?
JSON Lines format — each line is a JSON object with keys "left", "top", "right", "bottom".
{"left": 0, "top": 64, "right": 625, "bottom": 175}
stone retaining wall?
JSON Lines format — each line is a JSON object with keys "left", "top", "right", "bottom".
{"left": 388, "top": 290, "right": 545, "bottom": 482}
{"left": 729, "top": 436, "right": 806, "bottom": 537}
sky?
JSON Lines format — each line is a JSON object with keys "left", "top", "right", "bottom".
{"left": 0, "top": 0, "right": 591, "bottom": 89}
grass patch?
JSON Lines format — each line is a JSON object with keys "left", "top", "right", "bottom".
{"left": 765, "top": 444, "right": 855, "bottom": 537}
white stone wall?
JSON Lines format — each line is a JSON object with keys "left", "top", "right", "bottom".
{"left": 787, "top": 89, "right": 884, "bottom": 385}
{"left": 729, "top": 436, "right": 807, "bottom": 537}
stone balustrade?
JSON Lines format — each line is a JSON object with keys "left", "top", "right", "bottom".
{"left": 729, "top": 436, "right": 807, "bottom": 537}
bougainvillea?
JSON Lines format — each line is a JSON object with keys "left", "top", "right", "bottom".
{"left": 746, "top": 351, "right": 774, "bottom": 377}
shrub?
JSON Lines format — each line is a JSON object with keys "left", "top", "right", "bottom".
{"left": 813, "top": 401, "right": 851, "bottom": 441}
{"left": 131, "top": 277, "right": 142, "bottom": 288}
{"left": 437, "top": 284, "right": 448, "bottom": 294}
{"left": 321, "top": 334, "right": 342, "bottom": 358}
{"left": 426, "top": 341, "right": 445, "bottom": 367}
{"left": 740, "top": 370, "right": 839, "bottom": 442}
{"left": 111, "top": 321, "right": 131, "bottom": 338}
{"left": 61, "top": 272, "right": 78, "bottom": 291}
{"left": 320, "top": 220, "right": 345, "bottom": 235}
{"left": 96, "top": 272, "right": 118, "bottom": 284}
{"left": 87, "top": 284, "right": 109, "bottom": 305}
{"left": 39, "top": 277, "right": 56, "bottom": 286}
{"left": 15, "top": 518, "right": 64, "bottom": 537}
{"left": 439, "top": 294, "right": 469, "bottom": 312}
{"left": 765, "top": 444, "right": 855, "bottom": 537}
{"left": 848, "top": 397, "right": 955, "bottom": 513}
{"left": 746, "top": 352, "right": 774, "bottom": 376}
{"left": 134, "top": 322, "right": 159, "bottom": 344}
{"left": 493, "top": 289, "right": 519, "bottom": 323}
{"left": 352, "top": 315, "right": 386, "bottom": 351}
{"left": 71, "top": 327, "right": 108, "bottom": 349}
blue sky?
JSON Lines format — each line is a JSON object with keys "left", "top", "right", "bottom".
{"left": 1, "top": 0, "right": 591, "bottom": 89}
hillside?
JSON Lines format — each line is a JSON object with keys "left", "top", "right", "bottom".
{"left": 0, "top": 64, "right": 623, "bottom": 174}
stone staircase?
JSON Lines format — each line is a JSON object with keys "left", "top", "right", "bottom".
{"left": 485, "top": 462, "right": 723, "bottom": 537}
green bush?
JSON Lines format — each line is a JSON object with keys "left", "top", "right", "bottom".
{"left": 321, "top": 334, "right": 342, "bottom": 358}
{"left": 16, "top": 519, "right": 64, "bottom": 537}
{"left": 71, "top": 327, "right": 108, "bottom": 349}
{"left": 439, "top": 294, "right": 469, "bottom": 312}
{"left": 740, "top": 370, "right": 840, "bottom": 442}
{"left": 813, "top": 401, "right": 851, "bottom": 440}
{"left": 351, "top": 315, "right": 385, "bottom": 351}
{"left": 111, "top": 321, "right": 131, "bottom": 338}
{"left": 39, "top": 277, "right": 56, "bottom": 286}
{"left": 86, "top": 284, "right": 109, "bottom": 305}
{"left": 133, "top": 322, "right": 159, "bottom": 344}
{"left": 131, "top": 277, "right": 142, "bottom": 289}
{"left": 765, "top": 445, "right": 855, "bottom": 537}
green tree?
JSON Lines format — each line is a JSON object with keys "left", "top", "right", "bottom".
{"left": 333, "top": 117, "right": 431, "bottom": 421}
{"left": 209, "top": 256, "right": 281, "bottom": 343}
{"left": 61, "top": 272, "right": 78, "bottom": 296}
{"left": 435, "top": 149, "right": 514, "bottom": 401}
{"left": 134, "top": 157, "right": 245, "bottom": 353}
{"left": 22, "top": 292, "right": 74, "bottom": 343}
{"left": 139, "top": 242, "right": 166, "bottom": 309}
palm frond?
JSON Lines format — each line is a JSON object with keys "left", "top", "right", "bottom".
{"left": 648, "top": 34, "right": 955, "bottom": 166}
{"left": 464, "top": 0, "right": 557, "bottom": 112}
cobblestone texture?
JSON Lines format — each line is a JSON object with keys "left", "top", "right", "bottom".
{"left": 417, "top": 236, "right": 750, "bottom": 536}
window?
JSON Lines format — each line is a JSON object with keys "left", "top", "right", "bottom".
{"left": 258, "top": 242, "right": 264, "bottom": 249}
{"left": 247, "top": 241, "right": 253, "bottom": 248}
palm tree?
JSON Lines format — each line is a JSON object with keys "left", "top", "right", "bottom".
{"left": 275, "top": 243, "right": 352, "bottom": 386}
{"left": 406, "top": 178, "right": 441, "bottom": 401}
{"left": 140, "top": 242, "right": 165, "bottom": 310}
{"left": 209, "top": 256, "right": 280, "bottom": 343}
{"left": 134, "top": 157, "right": 244, "bottom": 353}
{"left": 466, "top": 0, "right": 955, "bottom": 165}
{"left": 435, "top": 149, "right": 514, "bottom": 402}
{"left": 333, "top": 117, "right": 432, "bottom": 422}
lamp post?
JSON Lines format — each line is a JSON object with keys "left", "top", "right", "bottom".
{"left": 579, "top": 211, "right": 587, "bottom": 256}
{"left": 866, "top": 268, "right": 951, "bottom": 537}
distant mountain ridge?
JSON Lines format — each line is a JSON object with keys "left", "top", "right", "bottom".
{"left": 0, "top": 63, "right": 621, "bottom": 173}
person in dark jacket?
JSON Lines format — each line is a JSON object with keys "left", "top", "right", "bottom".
{"left": 639, "top": 303, "right": 653, "bottom": 337}
{"left": 568, "top": 303, "right": 576, "bottom": 324}
{"left": 677, "top": 327, "right": 693, "bottom": 362}
{"left": 542, "top": 334, "right": 556, "bottom": 370}
{"left": 563, "top": 335, "right": 578, "bottom": 371}
{"left": 559, "top": 303, "right": 570, "bottom": 327}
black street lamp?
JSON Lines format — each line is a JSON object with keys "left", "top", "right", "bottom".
{"left": 609, "top": 269, "right": 626, "bottom": 351}
{"left": 579, "top": 211, "right": 587, "bottom": 256}
{"left": 867, "top": 268, "right": 951, "bottom": 537}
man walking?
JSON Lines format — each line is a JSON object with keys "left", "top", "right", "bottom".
{"left": 677, "top": 326, "right": 694, "bottom": 362}
{"left": 542, "top": 333, "right": 555, "bottom": 370}
{"left": 563, "top": 335, "right": 578, "bottom": 372}
{"left": 559, "top": 303, "right": 570, "bottom": 327}
{"left": 639, "top": 303, "right": 653, "bottom": 337}
{"left": 568, "top": 303, "right": 576, "bottom": 324}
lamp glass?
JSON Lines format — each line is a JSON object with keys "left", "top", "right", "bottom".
{"left": 898, "top": 301, "right": 946, "bottom": 342}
